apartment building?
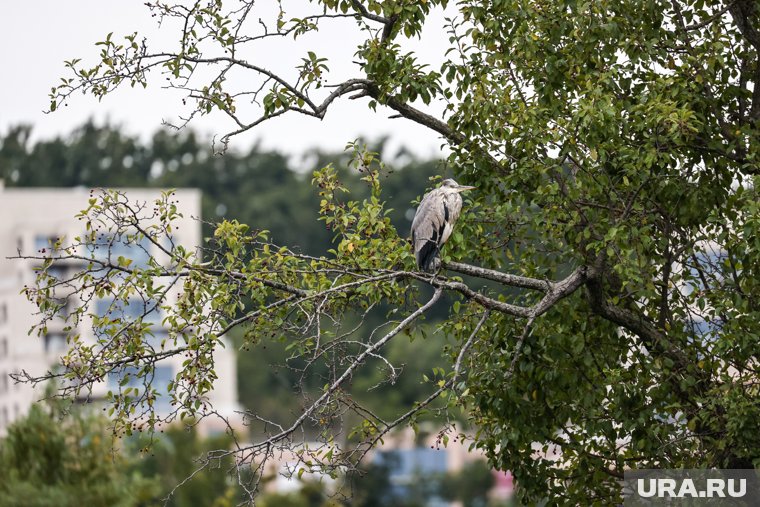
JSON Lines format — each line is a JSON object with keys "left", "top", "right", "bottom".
{"left": 0, "top": 182, "right": 240, "bottom": 435}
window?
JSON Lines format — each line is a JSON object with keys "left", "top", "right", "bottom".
{"left": 0, "top": 338, "right": 7, "bottom": 358}
{"left": 34, "top": 234, "right": 60, "bottom": 254}
{"left": 94, "top": 298, "right": 162, "bottom": 325}
{"left": 0, "top": 303, "right": 6, "bottom": 324}
{"left": 53, "top": 298, "right": 69, "bottom": 319}
{"left": 377, "top": 449, "right": 449, "bottom": 478}
{"left": 144, "top": 331, "right": 169, "bottom": 350}
{"left": 33, "top": 263, "right": 69, "bottom": 282}
{"left": 46, "top": 264, "right": 69, "bottom": 281}
{"left": 108, "top": 365, "right": 143, "bottom": 391}
{"left": 374, "top": 449, "right": 449, "bottom": 504}
{"left": 87, "top": 233, "right": 151, "bottom": 268}
{"left": 153, "top": 365, "right": 174, "bottom": 412}
{"left": 108, "top": 364, "right": 174, "bottom": 414}
{"left": 0, "top": 374, "right": 7, "bottom": 394}
{"left": 44, "top": 333, "right": 68, "bottom": 354}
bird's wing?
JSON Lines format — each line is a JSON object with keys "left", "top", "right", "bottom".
{"left": 438, "top": 192, "right": 462, "bottom": 245}
{"left": 411, "top": 190, "right": 449, "bottom": 270}
{"left": 411, "top": 189, "right": 447, "bottom": 247}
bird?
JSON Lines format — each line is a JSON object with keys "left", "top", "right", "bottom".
{"left": 411, "top": 178, "right": 475, "bottom": 272}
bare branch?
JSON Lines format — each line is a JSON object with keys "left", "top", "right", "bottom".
{"left": 233, "top": 289, "right": 443, "bottom": 462}
{"left": 360, "top": 308, "right": 492, "bottom": 457}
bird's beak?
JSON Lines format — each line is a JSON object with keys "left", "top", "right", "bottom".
{"left": 457, "top": 185, "right": 476, "bottom": 192}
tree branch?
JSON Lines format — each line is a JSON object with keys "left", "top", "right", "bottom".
{"left": 366, "top": 87, "right": 506, "bottom": 174}
{"left": 729, "top": 0, "right": 760, "bottom": 52}
{"left": 350, "top": 0, "right": 389, "bottom": 25}
{"left": 585, "top": 269, "right": 694, "bottom": 373}
{"left": 443, "top": 260, "right": 552, "bottom": 291}
{"left": 234, "top": 289, "right": 443, "bottom": 460}
{"left": 359, "top": 308, "right": 491, "bottom": 457}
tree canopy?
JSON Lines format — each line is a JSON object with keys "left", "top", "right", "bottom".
{"left": 18, "top": 0, "right": 760, "bottom": 504}
{"left": 0, "top": 398, "right": 155, "bottom": 507}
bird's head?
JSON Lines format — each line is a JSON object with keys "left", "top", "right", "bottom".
{"left": 441, "top": 178, "right": 476, "bottom": 192}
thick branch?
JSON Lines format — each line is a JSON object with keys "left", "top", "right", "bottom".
{"left": 729, "top": 0, "right": 760, "bottom": 52}
{"left": 529, "top": 265, "right": 587, "bottom": 318}
{"left": 410, "top": 274, "right": 531, "bottom": 317}
{"left": 444, "top": 260, "right": 551, "bottom": 291}
{"left": 728, "top": 1, "right": 760, "bottom": 120}
{"left": 366, "top": 86, "right": 505, "bottom": 173}
{"left": 412, "top": 265, "right": 586, "bottom": 319}
{"left": 350, "top": 0, "right": 389, "bottom": 25}
{"left": 370, "top": 86, "right": 465, "bottom": 144}
{"left": 585, "top": 273, "right": 692, "bottom": 370}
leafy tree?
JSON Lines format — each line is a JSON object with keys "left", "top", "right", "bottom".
{"left": 18, "top": 0, "right": 760, "bottom": 504}
{"left": 0, "top": 121, "right": 441, "bottom": 253}
{"left": 342, "top": 461, "right": 396, "bottom": 507}
{"left": 440, "top": 460, "right": 495, "bottom": 507}
{"left": 0, "top": 395, "right": 243, "bottom": 507}
{"left": 0, "top": 122, "right": 151, "bottom": 187}
{"left": 0, "top": 399, "right": 157, "bottom": 507}
{"left": 129, "top": 426, "right": 239, "bottom": 507}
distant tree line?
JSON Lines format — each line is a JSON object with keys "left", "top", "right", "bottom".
{"left": 0, "top": 121, "right": 441, "bottom": 254}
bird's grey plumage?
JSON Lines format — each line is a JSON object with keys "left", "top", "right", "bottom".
{"left": 411, "top": 179, "right": 475, "bottom": 272}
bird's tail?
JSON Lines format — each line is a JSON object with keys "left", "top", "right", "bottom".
{"left": 424, "top": 255, "right": 441, "bottom": 273}
{"left": 417, "top": 240, "right": 441, "bottom": 273}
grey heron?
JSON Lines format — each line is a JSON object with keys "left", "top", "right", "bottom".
{"left": 411, "top": 178, "right": 475, "bottom": 272}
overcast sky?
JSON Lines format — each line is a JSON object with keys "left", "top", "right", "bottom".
{"left": 1, "top": 1, "right": 450, "bottom": 161}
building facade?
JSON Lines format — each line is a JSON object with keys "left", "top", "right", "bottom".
{"left": 0, "top": 183, "right": 240, "bottom": 435}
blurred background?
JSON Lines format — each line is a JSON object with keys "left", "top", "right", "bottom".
{"left": 0, "top": 122, "right": 516, "bottom": 506}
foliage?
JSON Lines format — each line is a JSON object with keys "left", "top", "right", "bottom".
{"left": 257, "top": 481, "right": 340, "bottom": 507}
{"left": 439, "top": 460, "right": 495, "bottom": 507}
{"left": 129, "top": 426, "right": 239, "bottom": 507}
{"left": 0, "top": 398, "right": 157, "bottom": 507}
{"left": 17, "top": 0, "right": 760, "bottom": 504}
{"left": 0, "top": 394, "right": 242, "bottom": 507}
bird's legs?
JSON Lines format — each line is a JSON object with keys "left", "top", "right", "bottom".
{"left": 429, "top": 246, "right": 443, "bottom": 282}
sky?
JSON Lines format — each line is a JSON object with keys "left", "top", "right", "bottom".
{"left": 0, "top": 1, "right": 450, "bottom": 162}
